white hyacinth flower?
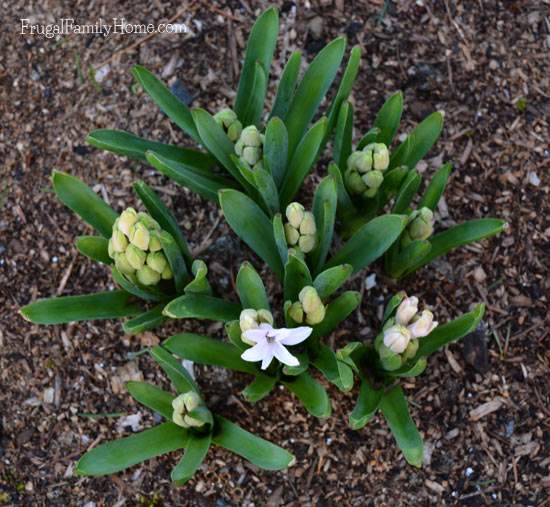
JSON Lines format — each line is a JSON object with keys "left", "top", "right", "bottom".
{"left": 408, "top": 310, "right": 438, "bottom": 338}
{"left": 383, "top": 325, "right": 412, "bottom": 354}
{"left": 241, "top": 323, "right": 312, "bottom": 370}
{"left": 395, "top": 296, "right": 419, "bottom": 325}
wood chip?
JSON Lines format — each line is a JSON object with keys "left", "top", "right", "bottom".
{"left": 469, "top": 399, "right": 504, "bottom": 421}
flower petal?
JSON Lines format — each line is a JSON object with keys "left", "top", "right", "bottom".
{"left": 278, "top": 326, "right": 312, "bottom": 346}
{"left": 272, "top": 342, "right": 299, "bottom": 367}
{"left": 261, "top": 353, "right": 274, "bottom": 370}
{"left": 242, "top": 327, "right": 268, "bottom": 344}
{"left": 241, "top": 341, "right": 269, "bottom": 362}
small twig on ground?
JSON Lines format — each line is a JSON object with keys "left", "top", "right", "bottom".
{"left": 56, "top": 257, "right": 76, "bottom": 295}
{"left": 191, "top": 214, "right": 222, "bottom": 256}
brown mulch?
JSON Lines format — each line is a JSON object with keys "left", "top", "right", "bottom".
{"left": 1, "top": 1, "right": 548, "bottom": 505}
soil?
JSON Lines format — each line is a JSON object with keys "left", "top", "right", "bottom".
{"left": 1, "top": 1, "right": 548, "bottom": 506}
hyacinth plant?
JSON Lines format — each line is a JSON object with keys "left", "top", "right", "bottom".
{"left": 76, "top": 346, "right": 294, "bottom": 482}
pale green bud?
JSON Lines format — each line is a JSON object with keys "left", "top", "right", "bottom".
{"left": 242, "top": 146, "right": 261, "bottom": 166}
{"left": 235, "top": 139, "right": 244, "bottom": 156}
{"left": 111, "top": 230, "right": 128, "bottom": 253}
{"left": 108, "top": 238, "right": 115, "bottom": 258}
{"left": 363, "top": 143, "right": 390, "bottom": 171}
{"left": 114, "top": 252, "right": 135, "bottom": 276}
{"left": 288, "top": 302, "right": 304, "bottom": 323}
{"left": 362, "top": 170, "right": 384, "bottom": 190}
{"left": 184, "top": 415, "right": 205, "bottom": 427}
{"left": 214, "top": 108, "right": 238, "bottom": 128}
{"left": 148, "top": 232, "right": 162, "bottom": 252}
{"left": 118, "top": 208, "right": 138, "bottom": 237}
{"left": 171, "top": 392, "right": 204, "bottom": 429}
{"left": 137, "top": 212, "right": 160, "bottom": 231}
{"left": 240, "top": 125, "right": 262, "bottom": 147}
{"left": 299, "top": 212, "right": 316, "bottom": 235}
{"left": 182, "top": 391, "right": 202, "bottom": 412}
{"left": 239, "top": 309, "right": 259, "bottom": 333}
{"left": 345, "top": 169, "right": 367, "bottom": 195}
{"left": 346, "top": 151, "right": 363, "bottom": 171}
{"left": 355, "top": 152, "right": 373, "bottom": 173}
{"left": 285, "top": 202, "right": 305, "bottom": 229}
{"left": 402, "top": 338, "right": 419, "bottom": 361}
{"left": 257, "top": 309, "right": 274, "bottom": 325}
{"left": 227, "top": 121, "right": 243, "bottom": 142}
{"left": 125, "top": 244, "right": 146, "bottom": 270}
{"left": 161, "top": 264, "right": 173, "bottom": 280}
{"left": 305, "top": 304, "right": 325, "bottom": 325}
{"left": 284, "top": 223, "right": 300, "bottom": 246}
{"left": 299, "top": 286, "right": 325, "bottom": 324}
{"left": 408, "top": 207, "right": 434, "bottom": 241}
{"left": 129, "top": 222, "right": 150, "bottom": 251}
{"left": 298, "top": 234, "right": 316, "bottom": 253}
{"left": 136, "top": 265, "right": 161, "bottom": 286}
{"left": 147, "top": 251, "right": 168, "bottom": 274}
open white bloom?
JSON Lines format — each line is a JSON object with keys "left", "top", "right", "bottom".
{"left": 241, "top": 323, "right": 312, "bottom": 370}
{"left": 408, "top": 310, "right": 438, "bottom": 338}
{"left": 383, "top": 325, "right": 412, "bottom": 354}
{"left": 395, "top": 296, "right": 419, "bottom": 325}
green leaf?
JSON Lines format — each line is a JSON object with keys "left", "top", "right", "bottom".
{"left": 131, "top": 65, "right": 200, "bottom": 143}
{"left": 236, "top": 261, "right": 269, "bottom": 311}
{"left": 418, "top": 162, "right": 452, "bottom": 210}
{"left": 171, "top": 433, "right": 211, "bottom": 485}
{"left": 328, "top": 162, "right": 356, "bottom": 219}
{"left": 133, "top": 180, "right": 192, "bottom": 265}
{"left": 282, "top": 352, "right": 309, "bottom": 376}
{"left": 282, "top": 372, "right": 331, "bottom": 418}
{"left": 311, "top": 345, "right": 354, "bottom": 392}
{"left": 159, "top": 231, "right": 189, "bottom": 293}
{"left": 126, "top": 381, "right": 173, "bottom": 420}
{"left": 163, "top": 333, "right": 257, "bottom": 374}
{"left": 184, "top": 260, "right": 212, "bottom": 295}
{"left": 285, "top": 37, "right": 346, "bottom": 158}
{"left": 379, "top": 386, "right": 423, "bottom": 468}
{"left": 386, "top": 240, "right": 431, "bottom": 279}
{"left": 357, "top": 127, "right": 381, "bottom": 150}
{"left": 326, "top": 45, "right": 361, "bottom": 138}
{"left": 241, "top": 374, "right": 277, "bottom": 403}
{"left": 146, "top": 150, "right": 236, "bottom": 203}
{"left": 387, "top": 358, "right": 427, "bottom": 378}
{"left": 75, "top": 236, "right": 112, "bottom": 264}
{"left": 234, "top": 7, "right": 279, "bottom": 122}
{"left": 312, "top": 291, "right": 361, "bottom": 339}
{"left": 20, "top": 290, "right": 140, "bottom": 324}
{"left": 325, "top": 215, "right": 408, "bottom": 274}
{"left": 272, "top": 213, "right": 289, "bottom": 266}
{"left": 283, "top": 251, "right": 312, "bottom": 302}
{"left": 392, "top": 170, "right": 421, "bottom": 214}
{"left": 373, "top": 91, "right": 403, "bottom": 146}
{"left": 76, "top": 422, "right": 187, "bottom": 476}
{"left": 312, "top": 264, "right": 353, "bottom": 299}
{"left": 219, "top": 189, "right": 284, "bottom": 279}
{"left": 379, "top": 166, "right": 408, "bottom": 205}
{"left": 382, "top": 291, "right": 407, "bottom": 323}
{"left": 111, "top": 268, "right": 163, "bottom": 302}
{"left": 123, "top": 304, "right": 166, "bottom": 334}
{"left": 163, "top": 294, "right": 241, "bottom": 322}
{"left": 390, "top": 111, "right": 443, "bottom": 170}
{"left": 349, "top": 380, "right": 382, "bottom": 429}
{"left": 270, "top": 50, "right": 302, "bottom": 121}
{"left": 239, "top": 62, "right": 267, "bottom": 127}
{"left": 225, "top": 320, "right": 248, "bottom": 351}
{"left": 149, "top": 345, "right": 199, "bottom": 393}
{"left": 404, "top": 219, "right": 506, "bottom": 274}
{"left": 212, "top": 415, "right": 294, "bottom": 470}
{"left": 86, "top": 129, "right": 212, "bottom": 167}
{"left": 333, "top": 101, "right": 354, "bottom": 170}
{"left": 279, "top": 117, "right": 327, "bottom": 207}
{"left": 264, "top": 117, "right": 288, "bottom": 189}
{"left": 310, "top": 175, "right": 338, "bottom": 275}
{"left": 52, "top": 171, "right": 117, "bottom": 238}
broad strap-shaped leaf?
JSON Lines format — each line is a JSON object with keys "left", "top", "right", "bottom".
{"left": 379, "top": 166, "right": 408, "bottom": 205}
{"left": 163, "top": 333, "right": 257, "bottom": 374}
{"left": 123, "top": 304, "right": 166, "bottom": 335}
{"left": 311, "top": 345, "right": 354, "bottom": 392}
{"left": 271, "top": 50, "right": 302, "bottom": 121}
{"left": 212, "top": 415, "right": 294, "bottom": 470}
{"left": 150, "top": 345, "right": 199, "bottom": 393}
{"left": 225, "top": 320, "right": 248, "bottom": 351}
{"left": 184, "top": 260, "right": 212, "bottom": 295}
{"left": 75, "top": 236, "right": 111, "bottom": 264}
{"left": 126, "top": 381, "right": 173, "bottom": 420}
{"left": 326, "top": 45, "right": 361, "bottom": 138}
{"left": 404, "top": 219, "right": 506, "bottom": 275}
{"left": 285, "top": 37, "right": 346, "bottom": 158}
{"left": 333, "top": 101, "right": 354, "bottom": 170}
{"left": 392, "top": 170, "right": 421, "bottom": 214}
{"left": 357, "top": 127, "right": 381, "bottom": 150}
{"left": 385, "top": 239, "right": 431, "bottom": 279}
{"left": 264, "top": 117, "right": 288, "bottom": 189}
{"left": 146, "top": 151, "right": 236, "bottom": 203}
{"left": 349, "top": 380, "right": 382, "bottom": 429}
{"left": 379, "top": 386, "right": 423, "bottom": 468}
{"left": 133, "top": 180, "right": 192, "bottom": 265}
{"left": 239, "top": 62, "right": 267, "bottom": 128}
{"left": 272, "top": 213, "right": 289, "bottom": 266}
{"left": 132, "top": 65, "right": 200, "bottom": 143}
{"left": 219, "top": 189, "right": 283, "bottom": 279}
{"left": 328, "top": 163, "right": 356, "bottom": 220}
{"left": 111, "top": 268, "right": 163, "bottom": 302}
{"left": 234, "top": 7, "right": 279, "bottom": 122}
{"left": 241, "top": 374, "right": 277, "bottom": 403}
{"left": 387, "top": 358, "right": 427, "bottom": 378}
{"left": 171, "top": 432, "right": 211, "bottom": 485}
{"left": 159, "top": 231, "right": 189, "bottom": 293}
{"left": 52, "top": 171, "right": 117, "bottom": 238}
{"left": 282, "top": 351, "right": 309, "bottom": 377}
{"left": 390, "top": 111, "right": 443, "bottom": 170}
{"left": 86, "top": 129, "right": 212, "bottom": 167}
{"left": 373, "top": 91, "right": 403, "bottom": 146}
{"left": 236, "top": 262, "right": 270, "bottom": 311}
{"left": 279, "top": 117, "right": 327, "bottom": 207}
{"left": 313, "top": 264, "right": 353, "bottom": 299}
{"left": 311, "top": 291, "right": 361, "bottom": 339}
{"left": 283, "top": 251, "right": 312, "bottom": 302}
{"left": 282, "top": 372, "right": 331, "bottom": 418}
{"left": 418, "top": 162, "right": 452, "bottom": 210}
{"left": 76, "top": 422, "right": 187, "bottom": 476}
{"left": 382, "top": 291, "right": 407, "bottom": 323}
{"left": 20, "top": 290, "right": 140, "bottom": 324}
{"left": 310, "top": 175, "right": 338, "bottom": 275}
{"left": 325, "top": 214, "right": 408, "bottom": 274}
{"left": 163, "top": 294, "right": 241, "bottom": 321}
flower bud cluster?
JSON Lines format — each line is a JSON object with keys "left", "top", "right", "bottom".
{"left": 171, "top": 392, "right": 208, "bottom": 429}
{"left": 289, "top": 286, "right": 326, "bottom": 326}
{"left": 214, "top": 108, "right": 243, "bottom": 142}
{"left": 239, "top": 308, "right": 274, "bottom": 345}
{"left": 375, "top": 295, "right": 438, "bottom": 370}
{"left": 284, "top": 202, "right": 317, "bottom": 254}
{"left": 235, "top": 125, "right": 265, "bottom": 169}
{"left": 344, "top": 143, "right": 390, "bottom": 198}
{"left": 401, "top": 207, "right": 435, "bottom": 247}
{"left": 108, "top": 207, "right": 172, "bottom": 286}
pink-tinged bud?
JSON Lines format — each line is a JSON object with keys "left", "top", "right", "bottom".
{"left": 395, "top": 296, "right": 419, "bottom": 325}
{"left": 408, "top": 310, "right": 438, "bottom": 338}
{"left": 383, "top": 325, "right": 412, "bottom": 354}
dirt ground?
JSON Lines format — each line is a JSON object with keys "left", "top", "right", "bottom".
{"left": 1, "top": 0, "right": 548, "bottom": 505}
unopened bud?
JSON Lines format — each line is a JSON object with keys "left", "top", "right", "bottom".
{"left": 118, "top": 208, "right": 138, "bottom": 236}
{"left": 298, "top": 234, "right": 316, "bottom": 253}
{"left": 408, "top": 207, "right": 434, "bottom": 241}
{"left": 345, "top": 169, "right": 367, "bottom": 195}
{"left": 137, "top": 212, "right": 160, "bottom": 231}
{"left": 214, "top": 108, "right": 237, "bottom": 129}
{"left": 125, "top": 244, "right": 147, "bottom": 270}
{"left": 111, "top": 229, "right": 128, "bottom": 253}
{"left": 114, "top": 252, "right": 135, "bottom": 276}
{"left": 402, "top": 338, "right": 419, "bottom": 361}
{"left": 136, "top": 265, "right": 161, "bottom": 286}
{"left": 284, "top": 223, "right": 300, "bottom": 246}
{"left": 257, "top": 309, "right": 274, "bottom": 325}
{"left": 171, "top": 392, "right": 205, "bottom": 429}
{"left": 299, "top": 286, "right": 325, "bottom": 324}
{"left": 383, "top": 325, "right": 412, "bottom": 354}
{"left": 234, "top": 139, "right": 244, "bottom": 156}
{"left": 363, "top": 143, "right": 390, "bottom": 171}
{"left": 408, "top": 310, "right": 438, "bottom": 338}
{"left": 355, "top": 152, "right": 373, "bottom": 173}
{"left": 146, "top": 251, "right": 168, "bottom": 274}
{"left": 242, "top": 146, "right": 261, "bottom": 166}
{"left": 288, "top": 302, "right": 304, "bottom": 323}
{"left": 161, "top": 264, "right": 173, "bottom": 280}
{"left": 305, "top": 304, "right": 325, "bottom": 325}
{"left": 130, "top": 222, "right": 150, "bottom": 251}
{"left": 395, "top": 296, "right": 418, "bottom": 325}
{"left": 286, "top": 202, "right": 305, "bottom": 229}
{"left": 240, "top": 125, "right": 262, "bottom": 147}
{"left": 299, "top": 212, "right": 316, "bottom": 235}
{"left": 227, "top": 121, "right": 242, "bottom": 142}
{"left": 240, "top": 309, "right": 259, "bottom": 333}
{"left": 148, "top": 232, "right": 162, "bottom": 252}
